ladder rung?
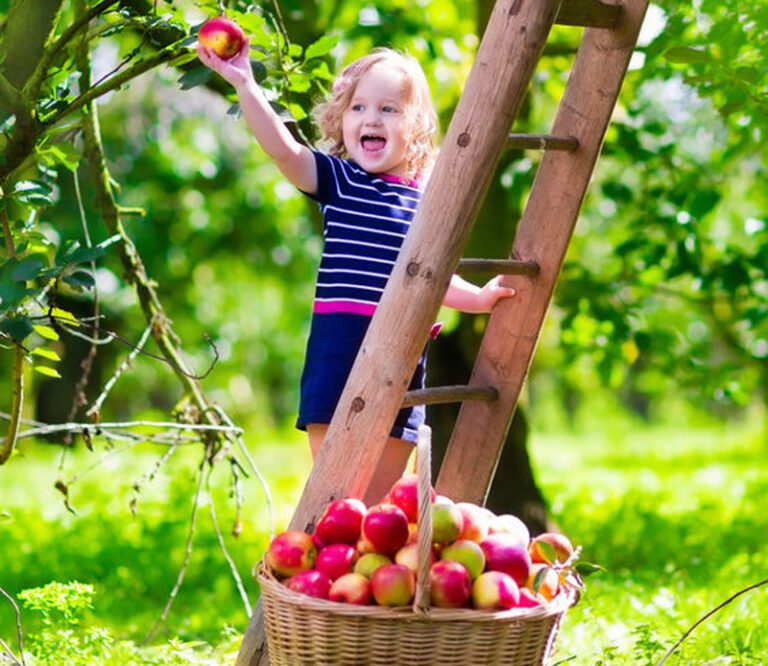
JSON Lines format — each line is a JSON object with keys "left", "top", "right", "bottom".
{"left": 556, "top": 0, "right": 622, "bottom": 28}
{"left": 402, "top": 385, "right": 498, "bottom": 409}
{"left": 458, "top": 259, "right": 540, "bottom": 276}
{"left": 507, "top": 133, "right": 579, "bottom": 152}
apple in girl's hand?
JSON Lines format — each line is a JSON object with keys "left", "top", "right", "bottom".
{"left": 198, "top": 16, "right": 245, "bottom": 60}
{"left": 315, "top": 498, "right": 367, "bottom": 545}
{"left": 353, "top": 552, "right": 391, "bottom": 579}
{"left": 329, "top": 573, "right": 372, "bottom": 605}
{"left": 480, "top": 533, "right": 532, "bottom": 586}
{"left": 456, "top": 502, "right": 491, "bottom": 543}
{"left": 488, "top": 513, "right": 530, "bottom": 548}
{"left": 471, "top": 571, "right": 520, "bottom": 610}
{"left": 370, "top": 564, "right": 415, "bottom": 606}
{"left": 529, "top": 532, "right": 574, "bottom": 564}
{"left": 431, "top": 502, "right": 464, "bottom": 545}
{"left": 440, "top": 539, "right": 486, "bottom": 580}
{"left": 429, "top": 560, "right": 472, "bottom": 608}
{"left": 388, "top": 474, "right": 436, "bottom": 522}
{"left": 526, "top": 563, "right": 559, "bottom": 601}
{"left": 284, "top": 570, "right": 331, "bottom": 599}
{"left": 267, "top": 531, "right": 317, "bottom": 577}
{"left": 315, "top": 543, "right": 358, "bottom": 581}
{"left": 362, "top": 504, "right": 409, "bottom": 555}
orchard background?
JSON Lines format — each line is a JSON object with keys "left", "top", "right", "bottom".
{"left": 1, "top": 0, "right": 766, "bottom": 664}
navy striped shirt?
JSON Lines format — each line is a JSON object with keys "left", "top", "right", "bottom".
{"left": 305, "top": 152, "right": 422, "bottom": 316}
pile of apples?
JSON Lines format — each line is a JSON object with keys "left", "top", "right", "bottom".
{"left": 265, "top": 474, "right": 579, "bottom": 610}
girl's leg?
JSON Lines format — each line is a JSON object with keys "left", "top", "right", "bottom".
{"left": 304, "top": 423, "right": 413, "bottom": 506}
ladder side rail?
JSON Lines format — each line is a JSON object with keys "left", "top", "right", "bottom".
{"left": 436, "top": 0, "right": 650, "bottom": 504}
{"left": 235, "top": 1, "right": 563, "bottom": 663}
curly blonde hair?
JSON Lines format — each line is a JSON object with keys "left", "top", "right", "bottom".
{"left": 313, "top": 48, "right": 439, "bottom": 181}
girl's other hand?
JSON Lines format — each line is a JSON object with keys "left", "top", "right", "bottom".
{"left": 197, "top": 40, "right": 254, "bottom": 91}
{"left": 475, "top": 275, "right": 516, "bottom": 312}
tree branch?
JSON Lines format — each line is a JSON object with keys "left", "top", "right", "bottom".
{"left": 0, "top": 345, "right": 24, "bottom": 465}
{"left": 0, "top": 586, "right": 26, "bottom": 666}
{"left": 43, "top": 45, "right": 191, "bottom": 129}
{"left": 42, "top": 0, "right": 121, "bottom": 69}
{"left": 0, "top": 193, "right": 24, "bottom": 467}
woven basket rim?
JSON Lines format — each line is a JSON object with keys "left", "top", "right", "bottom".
{"left": 258, "top": 560, "right": 577, "bottom": 622}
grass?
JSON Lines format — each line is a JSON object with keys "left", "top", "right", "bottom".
{"left": 532, "top": 415, "right": 768, "bottom": 664}
{"left": 1, "top": 410, "right": 766, "bottom": 664}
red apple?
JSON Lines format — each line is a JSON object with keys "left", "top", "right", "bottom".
{"left": 267, "top": 531, "right": 317, "bottom": 578}
{"left": 362, "top": 504, "right": 409, "bottom": 555}
{"left": 353, "top": 552, "right": 391, "bottom": 579}
{"left": 456, "top": 502, "right": 491, "bottom": 543}
{"left": 198, "top": 16, "right": 245, "bottom": 60}
{"left": 405, "top": 522, "right": 419, "bottom": 545}
{"left": 370, "top": 564, "right": 415, "bottom": 606}
{"left": 315, "top": 543, "right": 358, "bottom": 581}
{"left": 388, "top": 474, "right": 436, "bottom": 523}
{"left": 529, "top": 532, "right": 574, "bottom": 564}
{"left": 394, "top": 542, "right": 436, "bottom": 574}
{"left": 429, "top": 560, "right": 472, "bottom": 608}
{"left": 315, "top": 498, "right": 367, "bottom": 545}
{"left": 284, "top": 570, "right": 331, "bottom": 599}
{"left": 489, "top": 514, "right": 530, "bottom": 548}
{"left": 329, "top": 572, "right": 372, "bottom": 605}
{"left": 517, "top": 587, "right": 544, "bottom": 608}
{"left": 480, "top": 533, "right": 532, "bottom": 586}
{"left": 526, "top": 563, "right": 559, "bottom": 601}
{"left": 471, "top": 571, "right": 520, "bottom": 610}
{"left": 440, "top": 539, "right": 486, "bottom": 580}
{"left": 432, "top": 502, "right": 464, "bottom": 545}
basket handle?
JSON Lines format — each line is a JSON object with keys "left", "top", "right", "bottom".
{"left": 413, "top": 424, "right": 433, "bottom": 614}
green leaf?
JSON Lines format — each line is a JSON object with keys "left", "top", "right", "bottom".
{"left": 304, "top": 35, "right": 339, "bottom": 61}
{"left": 534, "top": 540, "right": 557, "bottom": 564}
{"left": 11, "top": 180, "right": 54, "bottom": 207}
{"left": 31, "top": 346, "right": 61, "bottom": 362}
{"left": 11, "top": 256, "right": 46, "bottom": 281}
{"left": 34, "top": 365, "right": 62, "bottom": 379}
{"left": 574, "top": 562, "right": 605, "bottom": 578}
{"left": 48, "top": 142, "right": 82, "bottom": 171}
{"left": 0, "top": 316, "right": 34, "bottom": 341}
{"left": 33, "top": 324, "right": 59, "bottom": 341}
{"left": 49, "top": 307, "right": 79, "bottom": 328}
{"left": 64, "top": 234, "right": 121, "bottom": 266}
{"left": 63, "top": 270, "right": 95, "bottom": 289}
{"left": 250, "top": 60, "right": 267, "bottom": 84}
{"left": 178, "top": 66, "right": 213, "bottom": 90}
{"left": 663, "top": 47, "right": 712, "bottom": 64}
{"left": 533, "top": 566, "right": 551, "bottom": 593}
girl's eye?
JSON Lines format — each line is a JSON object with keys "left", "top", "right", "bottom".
{"left": 382, "top": 105, "right": 398, "bottom": 113}
{"left": 351, "top": 103, "right": 364, "bottom": 112}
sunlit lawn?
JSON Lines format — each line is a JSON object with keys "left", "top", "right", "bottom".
{"left": 1, "top": 408, "right": 766, "bottom": 664}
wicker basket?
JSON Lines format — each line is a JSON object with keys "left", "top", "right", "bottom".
{"left": 258, "top": 426, "right": 576, "bottom": 665}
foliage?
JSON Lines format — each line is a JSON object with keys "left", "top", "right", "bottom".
{"left": 543, "top": 2, "right": 768, "bottom": 414}
{"left": 1, "top": 413, "right": 766, "bottom": 663}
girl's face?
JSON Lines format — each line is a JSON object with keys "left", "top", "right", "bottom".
{"left": 342, "top": 65, "right": 411, "bottom": 177}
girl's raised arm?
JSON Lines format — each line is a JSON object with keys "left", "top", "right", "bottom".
{"left": 197, "top": 41, "right": 317, "bottom": 195}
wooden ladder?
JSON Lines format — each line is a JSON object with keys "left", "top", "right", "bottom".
{"left": 237, "top": 0, "right": 649, "bottom": 663}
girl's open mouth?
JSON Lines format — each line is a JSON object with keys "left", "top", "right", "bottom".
{"left": 361, "top": 135, "right": 386, "bottom": 154}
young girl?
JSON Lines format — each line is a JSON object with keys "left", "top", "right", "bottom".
{"left": 198, "top": 42, "right": 515, "bottom": 502}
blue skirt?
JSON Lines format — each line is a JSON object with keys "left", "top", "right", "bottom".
{"left": 296, "top": 313, "right": 426, "bottom": 443}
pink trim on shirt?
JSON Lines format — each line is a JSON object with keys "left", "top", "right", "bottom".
{"left": 313, "top": 301, "right": 443, "bottom": 339}
{"left": 379, "top": 173, "right": 422, "bottom": 189}
{"left": 313, "top": 301, "right": 377, "bottom": 316}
